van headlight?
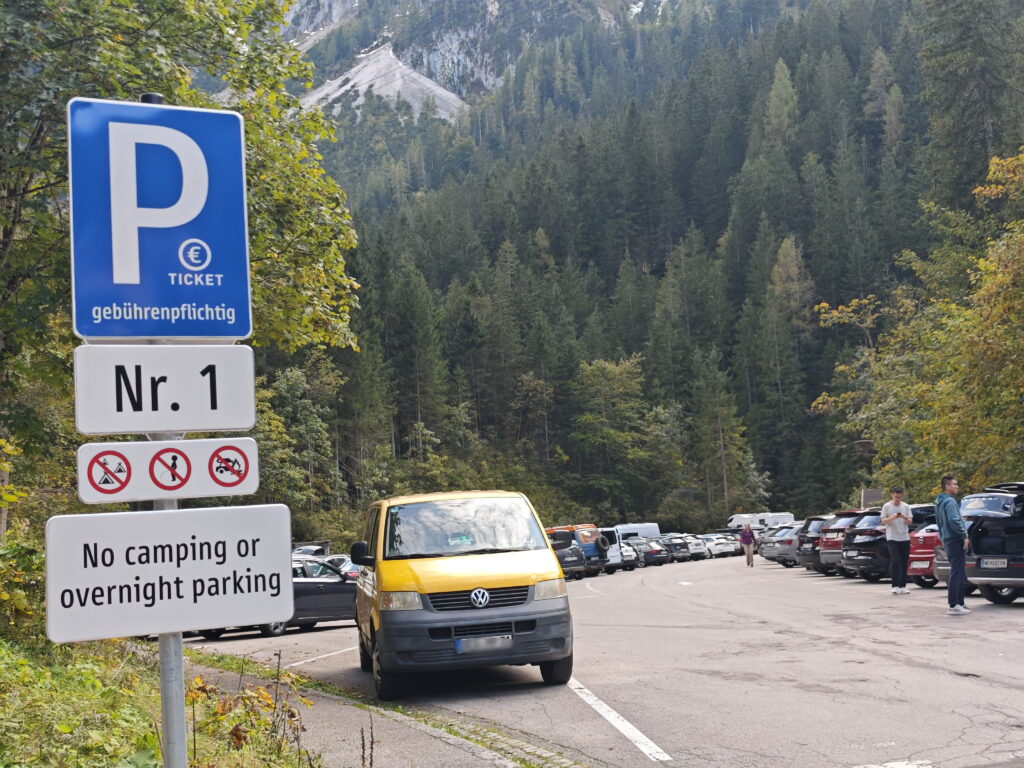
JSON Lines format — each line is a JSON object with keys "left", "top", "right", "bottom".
{"left": 534, "top": 578, "right": 567, "bottom": 600}
{"left": 380, "top": 591, "right": 423, "bottom": 611}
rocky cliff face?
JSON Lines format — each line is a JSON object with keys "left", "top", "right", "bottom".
{"left": 284, "top": 0, "right": 358, "bottom": 51}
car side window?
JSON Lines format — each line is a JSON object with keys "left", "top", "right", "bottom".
{"left": 364, "top": 506, "right": 381, "bottom": 558}
{"left": 292, "top": 563, "right": 307, "bottom": 578}
{"left": 308, "top": 562, "right": 342, "bottom": 581}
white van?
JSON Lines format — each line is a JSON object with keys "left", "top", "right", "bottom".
{"left": 726, "top": 513, "right": 794, "bottom": 530}
{"left": 615, "top": 522, "right": 662, "bottom": 541}
{"left": 598, "top": 527, "right": 622, "bottom": 574}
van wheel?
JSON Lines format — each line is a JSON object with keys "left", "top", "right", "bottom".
{"left": 372, "top": 637, "right": 401, "bottom": 700}
{"left": 913, "top": 575, "right": 938, "bottom": 589}
{"left": 259, "top": 621, "right": 288, "bottom": 637}
{"left": 979, "top": 585, "right": 1021, "bottom": 604}
{"left": 539, "top": 653, "right": 573, "bottom": 685}
{"left": 358, "top": 633, "right": 372, "bottom": 672}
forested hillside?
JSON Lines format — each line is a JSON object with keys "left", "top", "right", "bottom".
{"left": 7, "top": 0, "right": 1024, "bottom": 543}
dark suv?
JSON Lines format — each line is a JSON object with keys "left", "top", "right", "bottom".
{"left": 817, "top": 510, "right": 867, "bottom": 577}
{"left": 964, "top": 484, "right": 1024, "bottom": 604}
{"left": 795, "top": 515, "right": 835, "bottom": 573}
{"left": 840, "top": 504, "right": 935, "bottom": 582}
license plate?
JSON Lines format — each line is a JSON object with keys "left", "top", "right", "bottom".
{"left": 843, "top": 550, "right": 859, "bottom": 558}
{"left": 909, "top": 561, "right": 930, "bottom": 569}
{"left": 825, "top": 532, "right": 840, "bottom": 539}
{"left": 455, "top": 635, "right": 513, "bottom": 654}
{"left": 980, "top": 558, "right": 1008, "bottom": 569}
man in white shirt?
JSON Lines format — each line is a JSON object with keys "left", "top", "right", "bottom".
{"left": 881, "top": 486, "right": 913, "bottom": 595}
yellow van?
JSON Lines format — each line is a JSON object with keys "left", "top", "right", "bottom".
{"left": 350, "top": 490, "right": 573, "bottom": 699}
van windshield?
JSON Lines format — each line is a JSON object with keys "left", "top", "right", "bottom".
{"left": 383, "top": 497, "right": 549, "bottom": 559}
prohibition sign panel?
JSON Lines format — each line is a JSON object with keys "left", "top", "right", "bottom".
{"left": 86, "top": 450, "right": 131, "bottom": 495}
{"left": 149, "top": 448, "right": 191, "bottom": 491}
{"left": 209, "top": 444, "right": 249, "bottom": 487}
{"left": 78, "top": 438, "right": 259, "bottom": 503}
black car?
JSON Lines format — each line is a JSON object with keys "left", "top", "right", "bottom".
{"left": 658, "top": 534, "right": 692, "bottom": 562}
{"left": 795, "top": 514, "right": 835, "bottom": 573}
{"left": 199, "top": 555, "right": 356, "bottom": 639}
{"left": 630, "top": 539, "right": 671, "bottom": 567}
{"left": 840, "top": 504, "right": 935, "bottom": 582}
{"left": 963, "top": 484, "right": 1024, "bottom": 604}
{"left": 555, "top": 540, "right": 587, "bottom": 580}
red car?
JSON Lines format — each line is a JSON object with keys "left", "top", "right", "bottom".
{"left": 817, "top": 509, "right": 866, "bottom": 577}
{"left": 907, "top": 522, "right": 940, "bottom": 588}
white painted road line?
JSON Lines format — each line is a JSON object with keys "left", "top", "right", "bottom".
{"left": 852, "top": 762, "right": 933, "bottom": 768}
{"left": 284, "top": 645, "right": 358, "bottom": 668}
{"left": 677, "top": 582, "right": 692, "bottom": 586}
{"left": 584, "top": 581, "right": 605, "bottom": 595}
{"left": 568, "top": 677, "right": 672, "bottom": 762}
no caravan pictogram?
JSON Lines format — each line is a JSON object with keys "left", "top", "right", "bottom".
{"left": 150, "top": 448, "right": 191, "bottom": 491}
{"left": 86, "top": 450, "right": 131, "bottom": 495}
{"left": 208, "top": 444, "right": 249, "bottom": 487}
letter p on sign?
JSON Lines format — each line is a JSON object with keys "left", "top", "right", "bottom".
{"left": 108, "top": 123, "right": 209, "bottom": 284}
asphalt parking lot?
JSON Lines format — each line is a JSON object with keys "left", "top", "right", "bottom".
{"left": 186, "top": 555, "right": 1024, "bottom": 768}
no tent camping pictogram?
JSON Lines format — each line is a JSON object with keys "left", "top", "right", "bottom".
{"left": 149, "top": 448, "right": 191, "bottom": 491}
{"left": 208, "top": 444, "right": 249, "bottom": 488}
{"left": 86, "top": 450, "right": 132, "bottom": 495}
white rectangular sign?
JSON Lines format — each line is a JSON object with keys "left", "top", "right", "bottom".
{"left": 46, "top": 504, "right": 292, "bottom": 643}
{"left": 74, "top": 344, "right": 255, "bottom": 434}
{"left": 77, "top": 438, "right": 259, "bottom": 503}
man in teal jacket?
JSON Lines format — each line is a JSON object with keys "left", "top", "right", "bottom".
{"left": 935, "top": 475, "right": 969, "bottom": 615}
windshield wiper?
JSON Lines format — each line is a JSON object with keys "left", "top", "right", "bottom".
{"left": 391, "top": 552, "right": 447, "bottom": 559}
{"left": 453, "top": 547, "right": 531, "bottom": 556}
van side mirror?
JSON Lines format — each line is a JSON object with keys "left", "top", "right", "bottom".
{"left": 551, "top": 538, "right": 571, "bottom": 551}
{"left": 350, "top": 541, "right": 374, "bottom": 566}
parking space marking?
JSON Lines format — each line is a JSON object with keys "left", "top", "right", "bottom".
{"left": 284, "top": 645, "right": 358, "bottom": 668}
{"left": 568, "top": 677, "right": 672, "bottom": 762}
{"left": 677, "top": 582, "right": 692, "bottom": 586}
{"left": 584, "top": 582, "right": 606, "bottom": 595}
{"left": 851, "top": 762, "right": 933, "bottom": 768}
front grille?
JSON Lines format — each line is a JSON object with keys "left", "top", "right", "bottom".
{"left": 427, "top": 585, "right": 530, "bottom": 611}
{"left": 454, "top": 622, "right": 513, "bottom": 638}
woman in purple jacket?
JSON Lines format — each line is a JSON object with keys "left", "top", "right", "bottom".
{"left": 739, "top": 525, "right": 757, "bottom": 567}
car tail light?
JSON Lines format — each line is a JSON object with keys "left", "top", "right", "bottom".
{"left": 783, "top": 539, "right": 793, "bottom": 545}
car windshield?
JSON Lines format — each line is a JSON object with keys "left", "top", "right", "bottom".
{"left": 383, "top": 497, "right": 548, "bottom": 559}
{"left": 962, "top": 495, "right": 1015, "bottom": 513}
{"left": 828, "top": 514, "right": 861, "bottom": 529}
{"left": 807, "top": 519, "right": 830, "bottom": 532}
{"left": 856, "top": 514, "right": 882, "bottom": 528}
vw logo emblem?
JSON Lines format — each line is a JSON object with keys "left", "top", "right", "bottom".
{"left": 470, "top": 588, "right": 490, "bottom": 608}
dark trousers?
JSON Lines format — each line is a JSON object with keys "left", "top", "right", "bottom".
{"left": 887, "top": 539, "right": 910, "bottom": 588}
{"left": 945, "top": 539, "right": 967, "bottom": 608}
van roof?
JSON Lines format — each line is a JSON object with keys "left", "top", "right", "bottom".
{"left": 378, "top": 490, "right": 525, "bottom": 506}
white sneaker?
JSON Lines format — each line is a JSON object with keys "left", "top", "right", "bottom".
{"left": 947, "top": 605, "right": 970, "bottom": 616}
{"left": 959, "top": 604, "right": 971, "bottom": 613}
{"left": 891, "top": 587, "right": 899, "bottom": 595}
{"left": 898, "top": 587, "right": 910, "bottom": 594}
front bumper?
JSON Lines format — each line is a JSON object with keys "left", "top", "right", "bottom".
{"left": 796, "top": 547, "right": 821, "bottom": 568}
{"left": 375, "top": 597, "right": 572, "bottom": 673}
{"left": 966, "top": 557, "right": 1024, "bottom": 587}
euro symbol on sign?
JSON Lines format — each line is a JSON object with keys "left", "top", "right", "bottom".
{"left": 178, "top": 238, "right": 212, "bottom": 271}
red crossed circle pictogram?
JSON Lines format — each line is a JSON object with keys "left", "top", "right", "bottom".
{"left": 149, "top": 448, "right": 191, "bottom": 491}
{"left": 208, "top": 445, "right": 249, "bottom": 488}
{"left": 87, "top": 450, "right": 132, "bottom": 495}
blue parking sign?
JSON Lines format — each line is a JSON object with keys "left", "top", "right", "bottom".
{"left": 68, "top": 98, "right": 252, "bottom": 339}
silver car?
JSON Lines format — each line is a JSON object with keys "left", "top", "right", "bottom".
{"left": 762, "top": 524, "right": 803, "bottom": 567}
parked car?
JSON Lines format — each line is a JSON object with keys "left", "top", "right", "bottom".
{"left": 683, "top": 535, "right": 709, "bottom": 560}
{"left": 762, "top": 524, "right": 803, "bottom": 567}
{"left": 795, "top": 515, "right": 835, "bottom": 573}
{"left": 962, "top": 484, "right": 1024, "bottom": 604}
{"left": 907, "top": 523, "right": 941, "bottom": 588}
{"left": 818, "top": 509, "right": 867, "bottom": 577}
{"left": 659, "top": 534, "right": 692, "bottom": 562}
{"left": 619, "top": 542, "right": 639, "bottom": 570}
{"left": 840, "top": 504, "right": 935, "bottom": 582}
{"left": 631, "top": 539, "right": 671, "bottom": 566}
{"left": 198, "top": 555, "right": 356, "bottom": 640}
{"left": 324, "top": 554, "right": 360, "bottom": 581}
{"left": 553, "top": 539, "right": 586, "bottom": 580}
{"left": 546, "top": 524, "right": 609, "bottom": 577}
{"left": 720, "top": 534, "right": 743, "bottom": 556}
{"left": 757, "top": 524, "right": 791, "bottom": 557}
{"left": 598, "top": 527, "right": 624, "bottom": 574}
{"left": 699, "top": 534, "right": 734, "bottom": 558}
